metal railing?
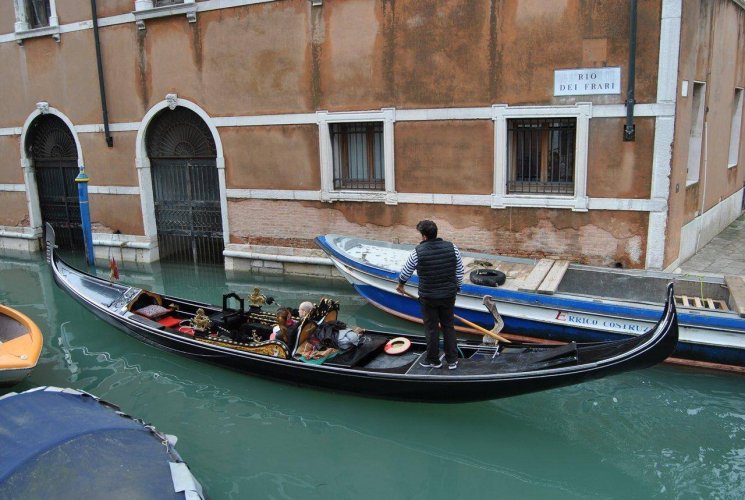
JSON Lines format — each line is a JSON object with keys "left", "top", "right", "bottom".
{"left": 331, "top": 122, "right": 385, "bottom": 191}
{"left": 507, "top": 118, "right": 576, "bottom": 195}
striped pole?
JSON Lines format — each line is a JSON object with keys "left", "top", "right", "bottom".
{"left": 75, "top": 168, "right": 95, "bottom": 266}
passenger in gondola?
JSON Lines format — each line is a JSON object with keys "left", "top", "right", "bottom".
{"left": 298, "top": 301, "right": 314, "bottom": 320}
{"left": 270, "top": 302, "right": 314, "bottom": 346}
{"left": 270, "top": 308, "right": 295, "bottom": 344}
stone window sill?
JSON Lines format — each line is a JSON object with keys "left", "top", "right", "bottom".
{"left": 133, "top": 2, "right": 198, "bottom": 30}
{"left": 15, "top": 25, "right": 60, "bottom": 44}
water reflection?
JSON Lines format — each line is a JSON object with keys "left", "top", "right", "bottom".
{"left": 1, "top": 250, "right": 744, "bottom": 498}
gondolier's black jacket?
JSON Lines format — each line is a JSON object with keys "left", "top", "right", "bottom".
{"left": 400, "top": 238, "right": 462, "bottom": 299}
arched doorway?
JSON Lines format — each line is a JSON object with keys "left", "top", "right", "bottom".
{"left": 26, "top": 115, "right": 83, "bottom": 251}
{"left": 146, "top": 107, "right": 224, "bottom": 264}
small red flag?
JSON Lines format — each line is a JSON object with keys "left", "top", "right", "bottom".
{"left": 109, "top": 256, "right": 119, "bottom": 281}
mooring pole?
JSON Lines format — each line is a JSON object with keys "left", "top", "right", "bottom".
{"left": 75, "top": 168, "right": 95, "bottom": 266}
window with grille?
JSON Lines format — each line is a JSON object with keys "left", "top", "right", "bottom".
{"left": 507, "top": 118, "right": 576, "bottom": 195}
{"left": 330, "top": 122, "right": 385, "bottom": 191}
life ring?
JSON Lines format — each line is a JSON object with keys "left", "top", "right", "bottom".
{"left": 178, "top": 326, "right": 195, "bottom": 336}
{"left": 469, "top": 268, "right": 506, "bottom": 287}
{"left": 384, "top": 337, "right": 412, "bottom": 355}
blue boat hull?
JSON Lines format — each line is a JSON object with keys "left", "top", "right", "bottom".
{"left": 315, "top": 234, "right": 745, "bottom": 369}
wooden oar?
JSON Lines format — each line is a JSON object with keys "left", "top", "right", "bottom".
{"left": 398, "top": 288, "right": 511, "bottom": 343}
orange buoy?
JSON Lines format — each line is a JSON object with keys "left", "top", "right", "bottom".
{"left": 384, "top": 337, "right": 411, "bottom": 355}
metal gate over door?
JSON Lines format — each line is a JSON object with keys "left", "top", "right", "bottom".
{"left": 147, "top": 107, "right": 224, "bottom": 264}
{"left": 28, "top": 115, "right": 83, "bottom": 251}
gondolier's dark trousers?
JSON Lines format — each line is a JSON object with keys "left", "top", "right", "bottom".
{"left": 420, "top": 296, "right": 458, "bottom": 364}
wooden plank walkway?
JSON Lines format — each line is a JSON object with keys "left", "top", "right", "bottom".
{"left": 537, "top": 260, "right": 570, "bottom": 295}
{"left": 518, "top": 259, "right": 555, "bottom": 292}
{"left": 674, "top": 295, "right": 729, "bottom": 311}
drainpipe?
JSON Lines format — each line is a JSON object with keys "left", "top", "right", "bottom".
{"left": 90, "top": 0, "right": 113, "bottom": 147}
{"left": 623, "top": 0, "right": 637, "bottom": 142}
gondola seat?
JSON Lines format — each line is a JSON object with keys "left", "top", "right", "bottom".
{"left": 133, "top": 304, "right": 171, "bottom": 320}
{"left": 157, "top": 316, "right": 182, "bottom": 329}
{"left": 209, "top": 293, "right": 246, "bottom": 331}
{"left": 128, "top": 290, "right": 174, "bottom": 320}
{"left": 325, "top": 334, "right": 389, "bottom": 368}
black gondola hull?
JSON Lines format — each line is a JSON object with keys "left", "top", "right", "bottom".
{"left": 47, "top": 225, "right": 678, "bottom": 403}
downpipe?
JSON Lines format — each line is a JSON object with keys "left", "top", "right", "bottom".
{"left": 90, "top": 0, "right": 113, "bottom": 147}
{"left": 624, "top": 0, "right": 637, "bottom": 142}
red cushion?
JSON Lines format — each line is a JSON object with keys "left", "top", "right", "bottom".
{"left": 158, "top": 316, "right": 181, "bottom": 328}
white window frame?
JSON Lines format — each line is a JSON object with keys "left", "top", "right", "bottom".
{"left": 686, "top": 81, "right": 706, "bottom": 185}
{"left": 317, "top": 108, "right": 397, "bottom": 204}
{"left": 13, "top": 0, "right": 60, "bottom": 43}
{"left": 133, "top": 0, "right": 197, "bottom": 30}
{"left": 492, "top": 103, "right": 591, "bottom": 211}
{"left": 728, "top": 87, "right": 743, "bottom": 168}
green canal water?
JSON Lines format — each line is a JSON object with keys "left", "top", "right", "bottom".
{"left": 1, "top": 250, "right": 744, "bottom": 499}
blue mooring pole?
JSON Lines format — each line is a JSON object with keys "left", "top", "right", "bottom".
{"left": 75, "top": 168, "right": 95, "bottom": 266}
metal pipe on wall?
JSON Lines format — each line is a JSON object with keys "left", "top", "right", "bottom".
{"left": 90, "top": 0, "right": 113, "bottom": 147}
{"left": 624, "top": 0, "right": 637, "bottom": 142}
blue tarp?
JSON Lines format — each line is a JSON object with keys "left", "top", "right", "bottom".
{"left": 0, "top": 387, "right": 203, "bottom": 498}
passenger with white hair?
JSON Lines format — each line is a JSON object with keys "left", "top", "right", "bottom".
{"left": 298, "top": 301, "right": 314, "bottom": 319}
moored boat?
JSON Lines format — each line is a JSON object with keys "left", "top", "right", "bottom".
{"left": 0, "top": 304, "right": 43, "bottom": 386}
{"left": 47, "top": 224, "right": 678, "bottom": 403}
{"left": 0, "top": 386, "right": 204, "bottom": 498}
{"left": 315, "top": 234, "right": 745, "bottom": 369}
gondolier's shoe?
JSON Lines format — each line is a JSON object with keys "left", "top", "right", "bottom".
{"left": 448, "top": 361, "right": 458, "bottom": 370}
{"left": 419, "top": 359, "right": 442, "bottom": 369}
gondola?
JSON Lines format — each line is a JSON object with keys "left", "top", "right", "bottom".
{"left": 46, "top": 224, "right": 678, "bottom": 403}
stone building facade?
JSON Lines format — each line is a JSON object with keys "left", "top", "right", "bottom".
{"left": 0, "top": 0, "right": 743, "bottom": 274}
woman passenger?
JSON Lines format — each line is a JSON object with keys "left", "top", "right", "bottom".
{"left": 270, "top": 308, "right": 295, "bottom": 344}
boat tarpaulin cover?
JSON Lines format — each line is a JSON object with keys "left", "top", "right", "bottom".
{"left": 0, "top": 387, "right": 203, "bottom": 499}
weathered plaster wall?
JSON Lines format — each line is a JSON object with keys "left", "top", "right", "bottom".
{"left": 666, "top": 0, "right": 745, "bottom": 266}
{"left": 222, "top": 125, "right": 320, "bottom": 190}
{"left": 587, "top": 118, "right": 655, "bottom": 199}
{"left": 390, "top": 1, "right": 493, "bottom": 107}
{"left": 228, "top": 200, "right": 648, "bottom": 267}
{"left": 497, "top": 0, "right": 660, "bottom": 105}
{"left": 89, "top": 194, "right": 144, "bottom": 235}
{"left": 81, "top": 131, "right": 139, "bottom": 186}
{"left": 320, "top": 0, "right": 387, "bottom": 109}
{"left": 0, "top": 0, "right": 675, "bottom": 267}
{"left": 0, "top": 136, "right": 23, "bottom": 184}
{"left": 700, "top": 4, "right": 745, "bottom": 211}
{"left": 59, "top": 0, "right": 133, "bottom": 24}
{"left": 195, "top": 5, "right": 312, "bottom": 116}
{"left": 0, "top": 4, "right": 16, "bottom": 34}
{"left": 0, "top": 41, "right": 28, "bottom": 129}
{"left": 395, "top": 121, "right": 494, "bottom": 195}
{"left": 104, "top": 24, "right": 153, "bottom": 123}
{"left": 1, "top": 31, "right": 101, "bottom": 127}
{"left": 0, "top": 192, "right": 30, "bottom": 226}
{"left": 2, "top": 1, "right": 664, "bottom": 120}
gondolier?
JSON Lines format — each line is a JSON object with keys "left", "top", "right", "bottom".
{"left": 396, "top": 220, "right": 465, "bottom": 370}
